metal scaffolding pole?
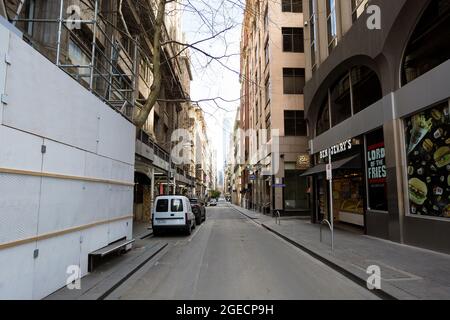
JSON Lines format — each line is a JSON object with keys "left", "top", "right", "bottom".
{"left": 56, "top": 0, "right": 64, "bottom": 66}
{"left": 89, "top": 0, "right": 98, "bottom": 91}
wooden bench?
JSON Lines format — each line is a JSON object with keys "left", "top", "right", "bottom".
{"left": 88, "top": 239, "right": 135, "bottom": 271}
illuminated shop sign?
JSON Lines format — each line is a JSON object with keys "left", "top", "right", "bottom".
{"left": 319, "top": 139, "right": 353, "bottom": 160}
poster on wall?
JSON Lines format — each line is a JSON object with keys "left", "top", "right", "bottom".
{"left": 405, "top": 102, "right": 450, "bottom": 218}
{"left": 366, "top": 129, "right": 388, "bottom": 211}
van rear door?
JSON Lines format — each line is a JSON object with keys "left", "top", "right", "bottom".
{"left": 153, "top": 197, "right": 186, "bottom": 226}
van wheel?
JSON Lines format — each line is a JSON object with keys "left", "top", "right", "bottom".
{"left": 186, "top": 222, "right": 192, "bottom": 235}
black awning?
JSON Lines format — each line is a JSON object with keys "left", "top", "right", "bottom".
{"left": 300, "top": 164, "right": 326, "bottom": 176}
{"left": 300, "top": 155, "right": 361, "bottom": 177}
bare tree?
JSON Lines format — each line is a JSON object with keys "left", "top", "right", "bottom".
{"left": 133, "top": 0, "right": 243, "bottom": 131}
{"left": 133, "top": 0, "right": 168, "bottom": 130}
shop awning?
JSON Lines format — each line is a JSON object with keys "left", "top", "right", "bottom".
{"left": 300, "top": 155, "right": 361, "bottom": 176}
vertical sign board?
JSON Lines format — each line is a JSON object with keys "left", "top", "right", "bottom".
{"left": 326, "top": 164, "right": 332, "bottom": 181}
{"left": 366, "top": 128, "right": 388, "bottom": 211}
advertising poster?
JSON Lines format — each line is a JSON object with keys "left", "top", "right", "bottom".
{"left": 405, "top": 102, "right": 450, "bottom": 218}
{"left": 366, "top": 129, "right": 388, "bottom": 211}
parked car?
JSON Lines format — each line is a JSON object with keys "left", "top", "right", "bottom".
{"left": 209, "top": 198, "right": 218, "bottom": 206}
{"left": 152, "top": 196, "right": 196, "bottom": 236}
{"left": 189, "top": 198, "right": 206, "bottom": 225}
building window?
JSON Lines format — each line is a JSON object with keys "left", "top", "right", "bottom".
{"left": 404, "top": 100, "right": 450, "bottom": 219}
{"left": 282, "top": 0, "right": 303, "bottom": 13}
{"left": 283, "top": 68, "right": 305, "bottom": 95}
{"left": 282, "top": 27, "right": 304, "bottom": 52}
{"left": 309, "top": 0, "right": 318, "bottom": 70}
{"left": 68, "top": 38, "right": 91, "bottom": 85}
{"left": 264, "top": 40, "right": 270, "bottom": 65}
{"left": 352, "top": 0, "right": 368, "bottom": 22}
{"left": 351, "top": 66, "right": 382, "bottom": 114}
{"left": 316, "top": 99, "right": 330, "bottom": 136}
{"left": 402, "top": 0, "right": 450, "bottom": 85}
{"left": 330, "top": 73, "right": 351, "bottom": 126}
{"left": 284, "top": 110, "right": 307, "bottom": 136}
{"left": 326, "top": 0, "right": 337, "bottom": 53}
{"left": 265, "top": 75, "right": 271, "bottom": 105}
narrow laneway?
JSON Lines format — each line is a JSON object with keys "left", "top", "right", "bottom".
{"left": 107, "top": 203, "right": 378, "bottom": 300}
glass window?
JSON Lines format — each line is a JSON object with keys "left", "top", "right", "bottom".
{"left": 285, "top": 110, "right": 307, "bottom": 136}
{"left": 282, "top": 0, "right": 303, "bottom": 13}
{"left": 330, "top": 73, "right": 351, "bottom": 126}
{"left": 309, "top": 0, "right": 318, "bottom": 70}
{"left": 366, "top": 129, "right": 388, "bottom": 211}
{"left": 282, "top": 28, "right": 304, "bottom": 52}
{"left": 326, "top": 0, "right": 337, "bottom": 53}
{"left": 155, "top": 199, "right": 169, "bottom": 212}
{"left": 264, "top": 40, "right": 270, "bottom": 65}
{"left": 283, "top": 68, "right": 305, "bottom": 94}
{"left": 405, "top": 101, "right": 450, "bottom": 219}
{"left": 316, "top": 99, "right": 330, "bottom": 136}
{"left": 171, "top": 199, "right": 184, "bottom": 212}
{"left": 68, "top": 39, "right": 91, "bottom": 84}
{"left": 351, "top": 66, "right": 382, "bottom": 113}
{"left": 402, "top": 0, "right": 450, "bottom": 85}
{"left": 352, "top": 0, "right": 368, "bottom": 22}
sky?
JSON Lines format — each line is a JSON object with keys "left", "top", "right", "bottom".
{"left": 181, "top": 0, "right": 244, "bottom": 173}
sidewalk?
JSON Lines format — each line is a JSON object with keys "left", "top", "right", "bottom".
{"left": 46, "top": 236, "right": 166, "bottom": 300}
{"left": 231, "top": 204, "right": 450, "bottom": 300}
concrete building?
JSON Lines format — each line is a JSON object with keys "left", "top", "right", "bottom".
{"left": 302, "top": 0, "right": 450, "bottom": 254}
{"left": 189, "top": 104, "right": 215, "bottom": 199}
{"left": 239, "top": 0, "right": 311, "bottom": 215}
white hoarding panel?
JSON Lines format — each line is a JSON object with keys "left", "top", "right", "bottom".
{"left": 79, "top": 224, "right": 109, "bottom": 276}
{"left": 97, "top": 107, "right": 135, "bottom": 165}
{"left": 0, "top": 242, "right": 35, "bottom": 300}
{"left": 42, "top": 139, "right": 86, "bottom": 177}
{"left": 0, "top": 125, "right": 43, "bottom": 172}
{"left": 108, "top": 218, "right": 132, "bottom": 243}
{"left": 0, "top": 174, "right": 40, "bottom": 243}
{"left": 4, "top": 35, "right": 100, "bottom": 153}
{"left": 33, "top": 232, "right": 81, "bottom": 299}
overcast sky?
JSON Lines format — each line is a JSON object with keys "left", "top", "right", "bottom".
{"left": 181, "top": 0, "right": 244, "bottom": 173}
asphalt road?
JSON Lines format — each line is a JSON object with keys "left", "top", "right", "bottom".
{"left": 107, "top": 202, "right": 378, "bottom": 300}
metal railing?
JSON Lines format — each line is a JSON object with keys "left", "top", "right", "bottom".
{"left": 320, "top": 219, "right": 334, "bottom": 251}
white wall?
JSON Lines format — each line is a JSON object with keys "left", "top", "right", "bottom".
{"left": 0, "top": 22, "right": 135, "bottom": 299}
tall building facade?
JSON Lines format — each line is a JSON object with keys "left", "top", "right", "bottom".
{"left": 239, "top": 0, "right": 311, "bottom": 215}
{"left": 302, "top": 0, "right": 450, "bottom": 254}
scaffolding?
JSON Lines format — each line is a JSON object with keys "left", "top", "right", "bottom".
{"left": 9, "top": 0, "right": 152, "bottom": 120}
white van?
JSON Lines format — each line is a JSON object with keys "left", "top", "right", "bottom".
{"left": 152, "top": 196, "right": 196, "bottom": 235}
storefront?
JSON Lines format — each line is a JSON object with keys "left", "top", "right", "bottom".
{"left": 304, "top": 129, "right": 389, "bottom": 230}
